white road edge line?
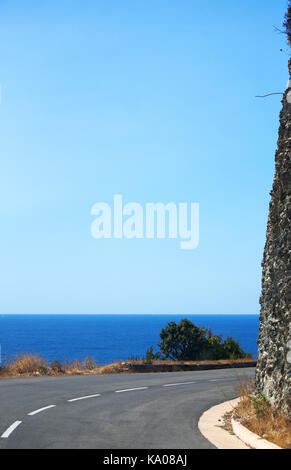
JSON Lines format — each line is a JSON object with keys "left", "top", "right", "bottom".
{"left": 163, "top": 381, "right": 196, "bottom": 387}
{"left": 115, "top": 387, "right": 148, "bottom": 393}
{"left": 68, "top": 394, "right": 101, "bottom": 402}
{"left": 1, "top": 421, "right": 22, "bottom": 439}
{"left": 28, "top": 405, "right": 56, "bottom": 416}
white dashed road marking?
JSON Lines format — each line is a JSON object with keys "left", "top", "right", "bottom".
{"left": 163, "top": 381, "right": 196, "bottom": 387}
{"left": 68, "top": 394, "right": 101, "bottom": 402}
{"left": 28, "top": 405, "right": 56, "bottom": 416}
{"left": 209, "top": 378, "right": 235, "bottom": 382}
{"left": 115, "top": 387, "right": 148, "bottom": 393}
{"left": 1, "top": 421, "right": 22, "bottom": 438}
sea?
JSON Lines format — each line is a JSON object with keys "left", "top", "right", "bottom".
{"left": 0, "top": 314, "right": 259, "bottom": 365}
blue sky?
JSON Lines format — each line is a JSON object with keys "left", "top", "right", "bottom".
{"left": 0, "top": 0, "right": 289, "bottom": 314}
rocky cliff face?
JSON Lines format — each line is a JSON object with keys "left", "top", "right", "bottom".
{"left": 255, "top": 60, "right": 291, "bottom": 415}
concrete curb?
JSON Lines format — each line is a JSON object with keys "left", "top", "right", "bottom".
{"left": 231, "top": 418, "right": 282, "bottom": 450}
{"left": 198, "top": 398, "right": 250, "bottom": 449}
{"left": 198, "top": 397, "right": 282, "bottom": 450}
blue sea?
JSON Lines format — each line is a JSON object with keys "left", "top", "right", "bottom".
{"left": 0, "top": 314, "right": 259, "bottom": 365}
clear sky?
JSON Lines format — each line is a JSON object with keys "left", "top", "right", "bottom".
{"left": 0, "top": 0, "right": 289, "bottom": 314}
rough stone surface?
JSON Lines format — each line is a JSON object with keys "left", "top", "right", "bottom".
{"left": 255, "top": 60, "right": 291, "bottom": 415}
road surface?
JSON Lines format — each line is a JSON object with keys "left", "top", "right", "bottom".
{"left": 0, "top": 367, "right": 254, "bottom": 449}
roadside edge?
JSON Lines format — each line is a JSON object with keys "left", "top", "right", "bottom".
{"left": 198, "top": 398, "right": 249, "bottom": 449}
{"left": 231, "top": 418, "right": 281, "bottom": 450}
{"left": 198, "top": 397, "right": 282, "bottom": 449}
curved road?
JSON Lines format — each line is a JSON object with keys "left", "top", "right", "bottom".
{"left": 0, "top": 367, "right": 254, "bottom": 449}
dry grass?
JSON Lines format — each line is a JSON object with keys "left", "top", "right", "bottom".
{"left": 97, "top": 362, "right": 124, "bottom": 374}
{"left": 3, "top": 354, "right": 48, "bottom": 376}
{"left": 62, "top": 356, "right": 99, "bottom": 375}
{"left": 0, "top": 354, "right": 101, "bottom": 378}
{"left": 233, "top": 379, "right": 291, "bottom": 449}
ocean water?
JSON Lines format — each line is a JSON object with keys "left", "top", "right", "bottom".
{"left": 0, "top": 314, "right": 259, "bottom": 365}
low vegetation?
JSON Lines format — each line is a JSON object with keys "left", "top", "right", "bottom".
{"left": 0, "top": 354, "right": 100, "bottom": 377}
{"left": 0, "top": 353, "right": 254, "bottom": 378}
{"left": 233, "top": 379, "right": 291, "bottom": 449}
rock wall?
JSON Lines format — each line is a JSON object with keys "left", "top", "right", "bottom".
{"left": 255, "top": 60, "right": 291, "bottom": 415}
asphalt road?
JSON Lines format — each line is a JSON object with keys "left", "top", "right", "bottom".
{"left": 0, "top": 367, "right": 255, "bottom": 449}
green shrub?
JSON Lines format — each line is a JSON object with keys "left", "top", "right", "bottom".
{"left": 158, "top": 319, "right": 209, "bottom": 361}
{"left": 145, "top": 346, "right": 155, "bottom": 364}
{"left": 252, "top": 395, "right": 271, "bottom": 417}
{"left": 156, "top": 318, "right": 250, "bottom": 361}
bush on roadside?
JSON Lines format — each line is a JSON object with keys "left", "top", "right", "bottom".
{"left": 50, "top": 360, "right": 63, "bottom": 373}
{"left": 156, "top": 319, "right": 251, "bottom": 361}
{"left": 84, "top": 355, "right": 98, "bottom": 370}
{"left": 8, "top": 354, "right": 48, "bottom": 375}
